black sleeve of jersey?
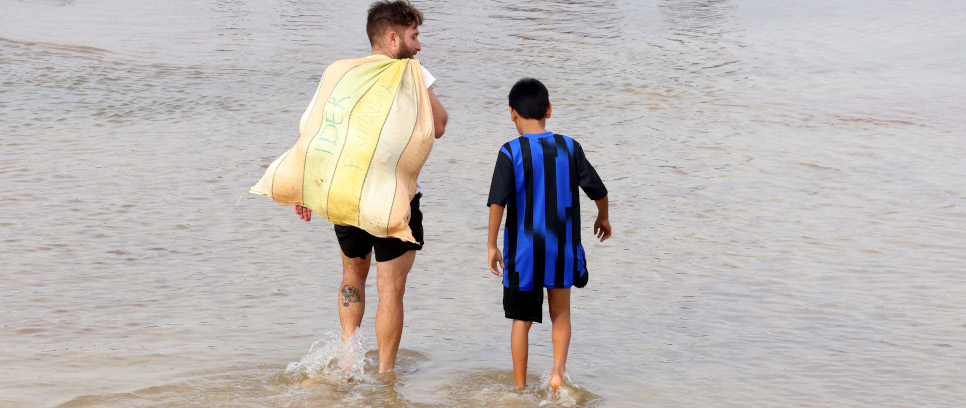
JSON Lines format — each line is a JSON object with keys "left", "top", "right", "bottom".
{"left": 574, "top": 143, "right": 608, "bottom": 200}
{"left": 487, "top": 151, "right": 514, "bottom": 207}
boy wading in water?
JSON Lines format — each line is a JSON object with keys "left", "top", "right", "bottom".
{"left": 486, "top": 78, "right": 611, "bottom": 389}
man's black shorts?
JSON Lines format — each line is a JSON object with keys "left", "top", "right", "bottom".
{"left": 504, "top": 286, "right": 544, "bottom": 323}
{"left": 334, "top": 193, "right": 423, "bottom": 263}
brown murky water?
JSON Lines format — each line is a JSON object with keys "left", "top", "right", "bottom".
{"left": 2, "top": 0, "right": 965, "bottom": 406}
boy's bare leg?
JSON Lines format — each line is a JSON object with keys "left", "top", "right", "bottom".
{"left": 547, "top": 288, "right": 572, "bottom": 390}
{"left": 511, "top": 319, "right": 533, "bottom": 387}
{"left": 339, "top": 252, "right": 371, "bottom": 340}
{"left": 375, "top": 250, "right": 416, "bottom": 374}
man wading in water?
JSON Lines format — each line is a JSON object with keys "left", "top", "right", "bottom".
{"left": 294, "top": 0, "right": 448, "bottom": 374}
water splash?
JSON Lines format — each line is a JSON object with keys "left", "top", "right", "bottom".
{"left": 536, "top": 370, "right": 587, "bottom": 407}
{"left": 281, "top": 330, "right": 374, "bottom": 386}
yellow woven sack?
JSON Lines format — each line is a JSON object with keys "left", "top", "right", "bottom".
{"left": 250, "top": 56, "right": 434, "bottom": 243}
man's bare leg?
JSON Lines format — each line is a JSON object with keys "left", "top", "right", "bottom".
{"left": 511, "top": 319, "right": 533, "bottom": 388}
{"left": 547, "top": 288, "right": 571, "bottom": 391}
{"left": 339, "top": 251, "right": 371, "bottom": 340}
{"left": 374, "top": 250, "right": 415, "bottom": 374}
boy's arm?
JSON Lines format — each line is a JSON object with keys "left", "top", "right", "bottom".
{"left": 593, "top": 196, "right": 611, "bottom": 242}
{"left": 487, "top": 204, "right": 505, "bottom": 277}
{"left": 574, "top": 143, "right": 608, "bottom": 200}
{"left": 574, "top": 143, "right": 611, "bottom": 241}
{"left": 486, "top": 149, "right": 514, "bottom": 276}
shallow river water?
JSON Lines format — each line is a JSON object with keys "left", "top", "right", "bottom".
{"left": 2, "top": 0, "right": 965, "bottom": 406}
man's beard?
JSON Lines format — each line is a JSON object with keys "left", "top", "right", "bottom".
{"left": 396, "top": 43, "right": 416, "bottom": 59}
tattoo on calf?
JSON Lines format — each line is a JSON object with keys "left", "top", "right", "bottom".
{"left": 340, "top": 285, "right": 362, "bottom": 307}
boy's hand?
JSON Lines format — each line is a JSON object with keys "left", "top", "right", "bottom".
{"left": 594, "top": 216, "right": 611, "bottom": 242}
{"left": 294, "top": 205, "right": 312, "bottom": 222}
{"left": 488, "top": 247, "right": 505, "bottom": 277}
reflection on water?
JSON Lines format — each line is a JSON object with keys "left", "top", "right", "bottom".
{"left": 3, "top": 0, "right": 966, "bottom": 407}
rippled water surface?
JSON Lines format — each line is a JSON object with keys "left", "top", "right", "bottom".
{"left": 2, "top": 0, "right": 965, "bottom": 406}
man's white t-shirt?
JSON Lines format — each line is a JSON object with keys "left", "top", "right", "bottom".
{"left": 421, "top": 66, "right": 435, "bottom": 89}
{"left": 417, "top": 65, "right": 434, "bottom": 193}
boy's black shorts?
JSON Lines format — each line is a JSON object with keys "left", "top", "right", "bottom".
{"left": 333, "top": 193, "right": 423, "bottom": 263}
{"left": 504, "top": 286, "right": 544, "bottom": 323}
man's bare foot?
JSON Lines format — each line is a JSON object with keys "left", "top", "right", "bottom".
{"left": 376, "top": 369, "right": 398, "bottom": 383}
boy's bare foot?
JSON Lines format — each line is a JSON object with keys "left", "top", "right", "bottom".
{"left": 549, "top": 372, "right": 563, "bottom": 391}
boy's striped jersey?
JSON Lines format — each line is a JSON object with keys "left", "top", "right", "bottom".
{"left": 487, "top": 132, "right": 607, "bottom": 290}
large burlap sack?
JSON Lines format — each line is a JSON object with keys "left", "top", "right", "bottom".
{"left": 250, "top": 56, "right": 434, "bottom": 243}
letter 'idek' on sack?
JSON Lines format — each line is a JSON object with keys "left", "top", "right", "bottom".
{"left": 250, "top": 56, "right": 435, "bottom": 243}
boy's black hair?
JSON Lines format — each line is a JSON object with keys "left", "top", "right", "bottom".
{"left": 508, "top": 78, "right": 550, "bottom": 120}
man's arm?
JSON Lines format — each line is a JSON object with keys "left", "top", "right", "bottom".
{"left": 294, "top": 205, "right": 311, "bottom": 222}
{"left": 427, "top": 87, "right": 447, "bottom": 139}
{"left": 487, "top": 204, "right": 505, "bottom": 277}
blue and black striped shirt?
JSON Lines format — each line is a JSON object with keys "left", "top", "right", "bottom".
{"left": 487, "top": 132, "right": 607, "bottom": 290}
